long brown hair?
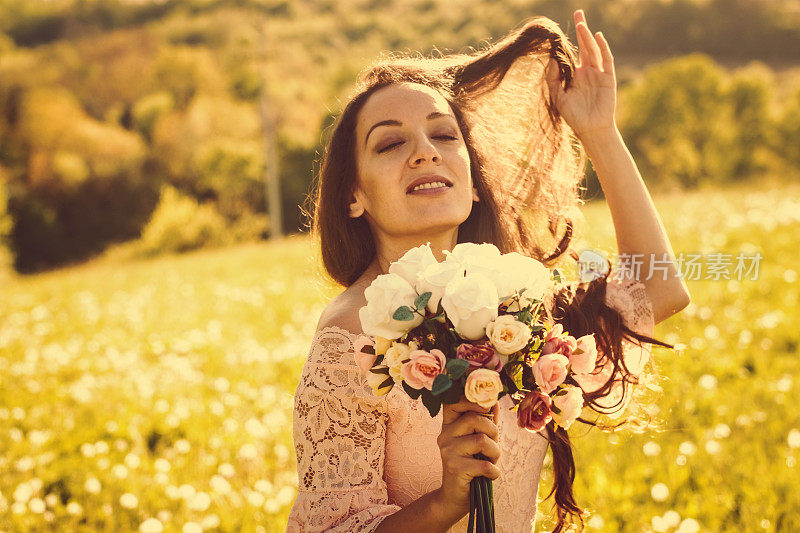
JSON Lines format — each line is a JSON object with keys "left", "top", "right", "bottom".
{"left": 304, "top": 15, "right": 672, "bottom": 532}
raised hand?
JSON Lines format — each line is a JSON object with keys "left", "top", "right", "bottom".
{"left": 546, "top": 9, "right": 617, "bottom": 140}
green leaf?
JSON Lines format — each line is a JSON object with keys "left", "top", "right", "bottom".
{"left": 498, "top": 367, "right": 518, "bottom": 395}
{"left": 402, "top": 381, "right": 423, "bottom": 400}
{"left": 431, "top": 374, "right": 452, "bottom": 396}
{"left": 414, "top": 291, "right": 432, "bottom": 310}
{"left": 421, "top": 389, "right": 442, "bottom": 417}
{"left": 440, "top": 385, "right": 463, "bottom": 404}
{"left": 445, "top": 357, "right": 470, "bottom": 380}
{"left": 510, "top": 364, "right": 525, "bottom": 391}
{"left": 392, "top": 306, "right": 415, "bottom": 321}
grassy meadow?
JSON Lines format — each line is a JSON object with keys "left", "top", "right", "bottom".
{"left": 1, "top": 178, "right": 799, "bottom": 532}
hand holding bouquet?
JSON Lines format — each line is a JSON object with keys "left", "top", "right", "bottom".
{"left": 354, "top": 242, "right": 604, "bottom": 532}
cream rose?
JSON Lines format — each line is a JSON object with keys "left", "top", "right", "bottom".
{"left": 551, "top": 385, "right": 584, "bottom": 429}
{"left": 389, "top": 242, "right": 438, "bottom": 287}
{"left": 441, "top": 273, "right": 499, "bottom": 340}
{"left": 374, "top": 336, "right": 392, "bottom": 356}
{"left": 485, "top": 315, "right": 532, "bottom": 356}
{"left": 464, "top": 368, "right": 503, "bottom": 408}
{"left": 359, "top": 273, "right": 424, "bottom": 339}
{"left": 366, "top": 366, "right": 393, "bottom": 397}
{"left": 383, "top": 341, "right": 418, "bottom": 383}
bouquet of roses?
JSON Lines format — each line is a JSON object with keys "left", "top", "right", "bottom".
{"left": 353, "top": 242, "right": 602, "bottom": 533}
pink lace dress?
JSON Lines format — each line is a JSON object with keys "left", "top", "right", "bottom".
{"left": 287, "top": 270, "right": 655, "bottom": 532}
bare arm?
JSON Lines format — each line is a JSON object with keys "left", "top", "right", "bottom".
{"left": 372, "top": 489, "right": 463, "bottom": 533}
{"left": 552, "top": 10, "right": 690, "bottom": 325}
{"left": 581, "top": 126, "right": 691, "bottom": 325}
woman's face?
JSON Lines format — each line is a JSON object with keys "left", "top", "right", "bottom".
{"left": 351, "top": 82, "right": 478, "bottom": 241}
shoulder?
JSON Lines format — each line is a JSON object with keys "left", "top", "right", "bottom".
{"left": 315, "top": 280, "right": 370, "bottom": 336}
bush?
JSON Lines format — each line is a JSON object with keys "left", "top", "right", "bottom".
{"left": 620, "top": 54, "right": 736, "bottom": 189}
{"left": 0, "top": 173, "right": 13, "bottom": 277}
{"left": 779, "top": 87, "right": 800, "bottom": 170}
{"left": 137, "top": 185, "right": 229, "bottom": 256}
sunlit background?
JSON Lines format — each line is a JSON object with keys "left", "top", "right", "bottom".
{"left": 1, "top": 0, "right": 799, "bottom": 531}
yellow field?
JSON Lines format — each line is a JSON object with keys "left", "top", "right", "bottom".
{"left": 1, "top": 179, "right": 799, "bottom": 532}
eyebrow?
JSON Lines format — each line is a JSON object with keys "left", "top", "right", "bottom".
{"left": 364, "top": 111, "right": 455, "bottom": 148}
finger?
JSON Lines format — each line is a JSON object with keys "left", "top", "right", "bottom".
{"left": 456, "top": 433, "right": 501, "bottom": 464}
{"left": 442, "top": 397, "right": 491, "bottom": 423}
{"left": 573, "top": 9, "right": 589, "bottom": 68}
{"left": 446, "top": 411, "right": 499, "bottom": 441}
{"left": 447, "top": 455, "right": 501, "bottom": 482}
{"left": 595, "top": 31, "right": 615, "bottom": 77}
{"left": 576, "top": 22, "right": 602, "bottom": 70}
{"left": 545, "top": 58, "right": 565, "bottom": 105}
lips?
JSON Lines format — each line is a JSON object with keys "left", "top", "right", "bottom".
{"left": 406, "top": 175, "right": 453, "bottom": 194}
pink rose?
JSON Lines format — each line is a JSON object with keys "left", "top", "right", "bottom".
{"left": 542, "top": 323, "right": 578, "bottom": 357}
{"left": 531, "top": 353, "right": 569, "bottom": 394}
{"left": 569, "top": 334, "right": 598, "bottom": 375}
{"left": 456, "top": 341, "right": 503, "bottom": 371}
{"left": 464, "top": 368, "right": 503, "bottom": 408}
{"left": 517, "top": 390, "right": 552, "bottom": 433}
{"left": 400, "top": 349, "right": 447, "bottom": 390}
{"left": 353, "top": 335, "right": 377, "bottom": 374}
{"left": 551, "top": 385, "right": 584, "bottom": 429}
{"left": 572, "top": 362, "right": 630, "bottom": 418}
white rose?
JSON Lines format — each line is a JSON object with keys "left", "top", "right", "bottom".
{"left": 443, "top": 242, "right": 503, "bottom": 282}
{"left": 359, "top": 273, "right": 424, "bottom": 339}
{"left": 485, "top": 314, "right": 532, "bottom": 356}
{"left": 383, "top": 341, "right": 418, "bottom": 383}
{"left": 441, "top": 273, "right": 499, "bottom": 340}
{"left": 415, "top": 260, "right": 465, "bottom": 315}
{"left": 495, "top": 253, "right": 552, "bottom": 310}
{"left": 389, "top": 242, "right": 439, "bottom": 287}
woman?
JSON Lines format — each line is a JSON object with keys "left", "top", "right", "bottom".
{"left": 288, "top": 9, "right": 690, "bottom": 533}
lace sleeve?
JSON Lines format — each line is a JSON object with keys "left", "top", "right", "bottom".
{"left": 605, "top": 263, "right": 655, "bottom": 376}
{"left": 286, "top": 326, "right": 402, "bottom": 533}
{"left": 574, "top": 263, "right": 656, "bottom": 418}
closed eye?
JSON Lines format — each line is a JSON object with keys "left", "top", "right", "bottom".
{"left": 377, "top": 135, "right": 458, "bottom": 154}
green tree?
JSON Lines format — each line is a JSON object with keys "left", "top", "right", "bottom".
{"left": 620, "top": 54, "right": 737, "bottom": 189}
{"left": 727, "top": 63, "right": 775, "bottom": 179}
{"left": 778, "top": 87, "right": 800, "bottom": 171}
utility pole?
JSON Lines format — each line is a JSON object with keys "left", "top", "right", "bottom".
{"left": 260, "top": 91, "right": 283, "bottom": 239}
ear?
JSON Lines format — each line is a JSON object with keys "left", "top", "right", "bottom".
{"left": 348, "top": 195, "right": 365, "bottom": 218}
{"left": 472, "top": 186, "right": 480, "bottom": 202}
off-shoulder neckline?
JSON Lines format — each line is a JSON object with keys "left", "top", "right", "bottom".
{"left": 313, "top": 324, "right": 363, "bottom": 339}
{"left": 311, "top": 270, "right": 652, "bottom": 342}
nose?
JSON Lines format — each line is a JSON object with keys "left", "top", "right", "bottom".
{"left": 409, "top": 134, "right": 441, "bottom": 166}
